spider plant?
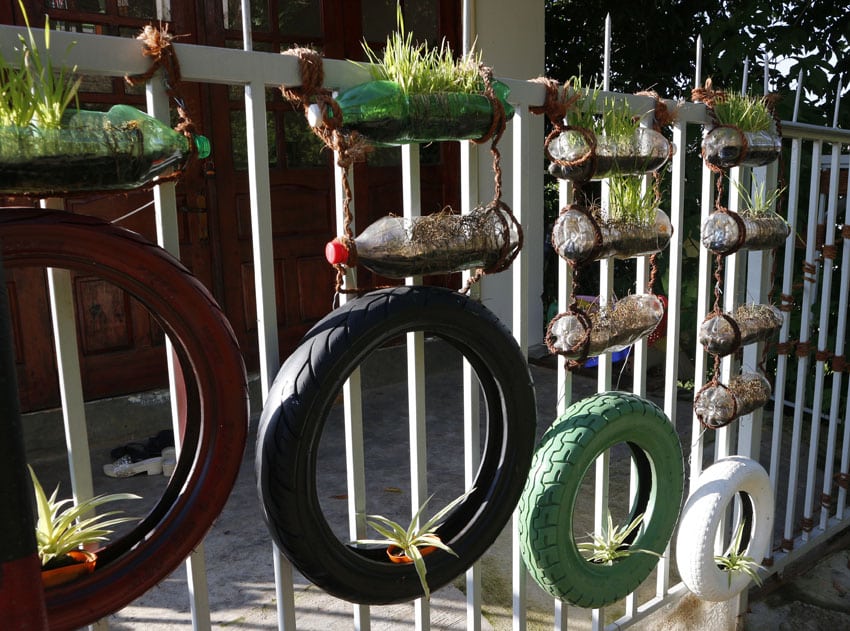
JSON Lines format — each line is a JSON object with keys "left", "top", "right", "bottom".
{"left": 712, "top": 92, "right": 774, "bottom": 133}
{"left": 714, "top": 520, "right": 764, "bottom": 588}
{"left": 608, "top": 175, "right": 661, "bottom": 226}
{"left": 360, "top": 2, "right": 482, "bottom": 95}
{"left": 731, "top": 177, "right": 786, "bottom": 217}
{"left": 352, "top": 489, "right": 471, "bottom": 600}
{"left": 577, "top": 511, "right": 662, "bottom": 565}
{"left": 30, "top": 465, "right": 139, "bottom": 568}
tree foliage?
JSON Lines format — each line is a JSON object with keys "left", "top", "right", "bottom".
{"left": 545, "top": 0, "right": 849, "bottom": 126}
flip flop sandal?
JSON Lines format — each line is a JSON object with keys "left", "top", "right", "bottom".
{"left": 102, "top": 455, "right": 164, "bottom": 478}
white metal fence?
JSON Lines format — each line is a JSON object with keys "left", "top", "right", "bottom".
{"left": 3, "top": 17, "right": 850, "bottom": 631}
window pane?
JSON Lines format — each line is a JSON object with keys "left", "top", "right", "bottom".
{"left": 404, "top": 3, "right": 438, "bottom": 45}
{"left": 117, "top": 0, "right": 169, "bottom": 21}
{"left": 223, "top": 0, "right": 270, "bottom": 31}
{"left": 283, "top": 110, "right": 328, "bottom": 168}
{"left": 361, "top": 0, "right": 396, "bottom": 43}
{"left": 230, "top": 110, "right": 278, "bottom": 170}
{"left": 278, "top": 0, "right": 322, "bottom": 38}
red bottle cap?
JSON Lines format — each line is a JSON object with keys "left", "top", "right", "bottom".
{"left": 325, "top": 239, "right": 349, "bottom": 265}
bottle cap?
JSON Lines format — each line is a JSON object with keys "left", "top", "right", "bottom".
{"left": 325, "top": 239, "right": 349, "bottom": 265}
{"left": 193, "top": 135, "right": 212, "bottom": 159}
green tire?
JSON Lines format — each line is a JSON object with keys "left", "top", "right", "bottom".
{"left": 518, "top": 391, "right": 684, "bottom": 608}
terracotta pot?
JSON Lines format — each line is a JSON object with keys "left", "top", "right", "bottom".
{"left": 41, "top": 550, "right": 97, "bottom": 588}
{"left": 386, "top": 544, "right": 437, "bottom": 564}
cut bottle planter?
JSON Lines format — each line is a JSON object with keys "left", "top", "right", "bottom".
{"left": 309, "top": 80, "right": 515, "bottom": 146}
{"left": 552, "top": 205, "right": 673, "bottom": 265}
{"left": 701, "top": 210, "right": 789, "bottom": 255}
{"left": 702, "top": 126, "right": 781, "bottom": 169}
{"left": 699, "top": 304, "right": 783, "bottom": 357}
{"left": 41, "top": 550, "right": 97, "bottom": 588}
{"left": 0, "top": 105, "right": 209, "bottom": 196}
{"left": 694, "top": 373, "right": 772, "bottom": 429}
{"left": 547, "top": 127, "right": 671, "bottom": 181}
{"left": 546, "top": 294, "right": 664, "bottom": 360}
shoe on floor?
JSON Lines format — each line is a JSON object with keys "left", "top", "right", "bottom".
{"left": 161, "top": 447, "right": 177, "bottom": 477}
{"left": 103, "top": 454, "right": 163, "bottom": 478}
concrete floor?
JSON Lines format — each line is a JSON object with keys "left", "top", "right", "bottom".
{"left": 23, "top": 345, "right": 850, "bottom": 630}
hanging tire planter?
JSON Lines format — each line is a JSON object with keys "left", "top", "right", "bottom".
{"left": 256, "top": 285, "right": 536, "bottom": 604}
{"left": 676, "top": 456, "right": 773, "bottom": 601}
{"left": 518, "top": 391, "right": 684, "bottom": 608}
{"left": 0, "top": 209, "right": 248, "bottom": 631}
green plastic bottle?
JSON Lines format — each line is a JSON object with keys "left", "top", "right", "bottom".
{"left": 0, "top": 104, "right": 210, "bottom": 195}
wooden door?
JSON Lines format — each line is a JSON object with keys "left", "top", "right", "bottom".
{"left": 3, "top": 1, "right": 210, "bottom": 411}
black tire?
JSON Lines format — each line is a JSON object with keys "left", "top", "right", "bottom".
{"left": 518, "top": 391, "right": 683, "bottom": 608}
{"left": 256, "top": 285, "right": 536, "bottom": 604}
{"left": 0, "top": 209, "right": 249, "bottom": 630}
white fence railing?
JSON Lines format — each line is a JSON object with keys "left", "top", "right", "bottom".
{"left": 3, "top": 21, "right": 849, "bottom": 631}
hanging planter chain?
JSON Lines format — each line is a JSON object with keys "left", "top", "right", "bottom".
{"left": 536, "top": 82, "right": 671, "bottom": 370}
{"left": 125, "top": 25, "right": 201, "bottom": 182}
{"left": 281, "top": 48, "right": 520, "bottom": 298}
{"left": 691, "top": 82, "right": 785, "bottom": 428}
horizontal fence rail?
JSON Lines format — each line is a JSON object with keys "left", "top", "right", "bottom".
{"left": 2, "top": 22, "right": 850, "bottom": 631}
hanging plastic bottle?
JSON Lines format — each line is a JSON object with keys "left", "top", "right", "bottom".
{"left": 702, "top": 127, "right": 781, "bottom": 169}
{"left": 545, "top": 294, "right": 665, "bottom": 359}
{"left": 699, "top": 304, "right": 783, "bottom": 357}
{"left": 701, "top": 209, "right": 790, "bottom": 254}
{"left": 325, "top": 204, "right": 521, "bottom": 279}
{"left": 551, "top": 205, "right": 673, "bottom": 264}
{"left": 694, "top": 372, "right": 772, "bottom": 429}
{"left": 547, "top": 127, "right": 671, "bottom": 181}
{"left": 0, "top": 104, "right": 210, "bottom": 195}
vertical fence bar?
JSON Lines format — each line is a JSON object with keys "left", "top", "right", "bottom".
{"left": 821, "top": 153, "right": 849, "bottom": 528}
{"left": 835, "top": 164, "right": 850, "bottom": 520}
{"left": 332, "top": 162, "right": 370, "bottom": 631}
{"left": 769, "top": 134, "right": 803, "bottom": 533}
{"left": 802, "top": 144, "right": 840, "bottom": 538}
{"left": 784, "top": 140, "right": 823, "bottom": 549}
{"left": 401, "top": 143, "right": 431, "bottom": 629}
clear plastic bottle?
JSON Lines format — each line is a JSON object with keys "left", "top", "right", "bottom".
{"left": 547, "top": 127, "right": 671, "bottom": 181}
{"left": 699, "top": 304, "right": 783, "bottom": 356}
{"left": 702, "top": 127, "right": 781, "bottom": 169}
{"left": 701, "top": 210, "right": 789, "bottom": 254}
{"left": 325, "top": 205, "right": 521, "bottom": 278}
{"left": 0, "top": 104, "right": 210, "bottom": 195}
{"left": 546, "top": 293, "right": 664, "bottom": 359}
{"left": 551, "top": 206, "right": 673, "bottom": 264}
{"left": 694, "top": 372, "right": 772, "bottom": 429}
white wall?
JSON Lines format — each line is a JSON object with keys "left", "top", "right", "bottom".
{"left": 470, "top": 0, "right": 546, "bottom": 351}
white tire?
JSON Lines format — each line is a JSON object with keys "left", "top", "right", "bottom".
{"left": 675, "top": 456, "right": 774, "bottom": 601}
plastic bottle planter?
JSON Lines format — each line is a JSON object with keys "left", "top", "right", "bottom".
{"left": 325, "top": 203, "right": 521, "bottom": 279}
{"left": 308, "top": 80, "right": 515, "bottom": 146}
{"left": 699, "top": 304, "right": 783, "bottom": 357}
{"left": 546, "top": 127, "right": 671, "bottom": 182}
{"left": 694, "top": 373, "right": 772, "bottom": 429}
{"left": 552, "top": 205, "right": 673, "bottom": 265}
{"left": 0, "top": 105, "right": 210, "bottom": 196}
{"left": 702, "top": 126, "right": 782, "bottom": 169}
{"left": 701, "top": 210, "right": 790, "bottom": 255}
{"left": 546, "top": 294, "right": 664, "bottom": 360}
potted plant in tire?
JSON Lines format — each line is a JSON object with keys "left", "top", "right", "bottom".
{"left": 352, "top": 489, "right": 471, "bottom": 600}
{"left": 30, "top": 465, "right": 139, "bottom": 588}
{"left": 306, "top": 4, "right": 514, "bottom": 146}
